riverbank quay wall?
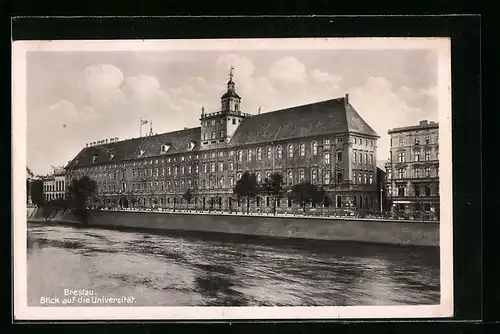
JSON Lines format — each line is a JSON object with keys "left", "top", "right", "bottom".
{"left": 27, "top": 209, "right": 439, "bottom": 247}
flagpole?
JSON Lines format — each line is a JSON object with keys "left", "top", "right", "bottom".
{"left": 140, "top": 118, "right": 142, "bottom": 138}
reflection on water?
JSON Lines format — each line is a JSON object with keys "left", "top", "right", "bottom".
{"left": 27, "top": 222, "right": 440, "bottom": 306}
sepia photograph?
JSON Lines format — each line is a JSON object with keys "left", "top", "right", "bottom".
{"left": 13, "top": 37, "right": 453, "bottom": 320}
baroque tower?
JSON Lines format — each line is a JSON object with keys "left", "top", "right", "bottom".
{"left": 200, "top": 67, "right": 250, "bottom": 149}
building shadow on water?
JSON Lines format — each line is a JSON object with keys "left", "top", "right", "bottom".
{"left": 193, "top": 263, "right": 250, "bottom": 306}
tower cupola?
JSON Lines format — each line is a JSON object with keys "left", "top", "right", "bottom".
{"left": 221, "top": 66, "right": 241, "bottom": 114}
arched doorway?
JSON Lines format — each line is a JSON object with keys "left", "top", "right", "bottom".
{"left": 229, "top": 197, "right": 233, "bottom": 209}
{"left": 119, "top": 197, "right": 129, "bottom": 208}
{"left": 218, "top": 196, "right": 222, "bottom": 209}
{"left": 202, "top": 197, "right": 206, "bottom": 210}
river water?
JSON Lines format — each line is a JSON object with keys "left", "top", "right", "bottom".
{"left": 27, "top": 222, "right": 440, "bottom": 307}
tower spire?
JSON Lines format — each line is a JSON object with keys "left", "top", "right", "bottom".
{"left": 229, "top": 66, "right": 234, "bottom": 81}
{"left": 149, "top": 120, "right": 153, "bottom": 136}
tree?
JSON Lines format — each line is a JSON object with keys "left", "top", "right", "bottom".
{"left": 233, "top": 171, "right": 259, "bottom": 214}
{"left": 29, "top": 179, "right": 45, "bottom": 207}
{"left": 67, "top": 176, "right": 97, "bottom": 223}
{"left": 289, "top": 182, "right": 326, "bottom": 214}
{"left": 182, "top": 188, "right": 193, "bottom": 211}
{"left": 259, "top": 172, "right": 285, "bottom": 215}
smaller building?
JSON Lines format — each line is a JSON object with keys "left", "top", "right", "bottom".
{"left": 385, "top": 120, "right": 439, "bottom": 219}
{"left": 42, "top": 166, "right": 66, "bottom": 202}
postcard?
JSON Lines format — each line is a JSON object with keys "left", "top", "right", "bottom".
{"left": 13, "top": 37, "right": 453, "bottom": 320}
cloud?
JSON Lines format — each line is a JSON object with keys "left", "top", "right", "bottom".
{"left": 269, "top": 57, "right": 307, "bottom": 84}
{"left": 124, "top": 74, "right": 162, "bottom": 100}
{"left": 310, "top": 69, "right": 342, "bottom": 90}
{"left": 82, "top": 64, "right": 126, "bottom": 107}
{"left": 347, "top": 76, "right": 437, "bottom": 161}
{"left": 215, "top": 54, "right": 256, "bottom": 80}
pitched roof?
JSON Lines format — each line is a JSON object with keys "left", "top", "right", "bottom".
{"left": 229, "top": 97, "right": 378, "bottom": 146}
{"left": 66, "top": 127, "right": 200, "bottom": 169}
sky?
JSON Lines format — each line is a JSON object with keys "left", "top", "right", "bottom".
{"left": 26, "top": 47, "right": 438, "bottom": 176}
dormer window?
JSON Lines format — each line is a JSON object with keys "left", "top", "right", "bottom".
{"left": 92, "top": 154, "right": 98, "bottom": 163}
{"left": 161, "top": 144, "right": 171, "bottom": 153}
{"left": 138, "top": 149, "right": 145, "bottom": 157}
{"left": 110, "top": 154, "right": 115, "bottom": 160}
{"left": 188, "top": 141, "right": 196, "bottom": 151}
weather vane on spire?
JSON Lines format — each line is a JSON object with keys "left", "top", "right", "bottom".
{"left": 229, "top": 66, "right": 234, "bottom": 80}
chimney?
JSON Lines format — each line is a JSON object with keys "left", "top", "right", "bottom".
{"left": 184, "top": 127, "right": 188, "bottom": 130}
{"left": 86, "top": 143, "right": 88, "bottom": 148}
{"left": 105, "top": 139, "right": 108, "bottom": 143}
{"left": 419, "top": 120, "right": 428, "bottom": 126}
{"left": 345, "top": 93, "right": 349, "bottom": 105}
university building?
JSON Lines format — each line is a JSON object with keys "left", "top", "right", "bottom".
{"left": 385, "top": 120, "right": 440, "bottom": 216}
{"left": 42, "top": 166, "right": 66, "bottom": 202}
{"left": 65, "top": 70, "right": 380, "bottom": 213}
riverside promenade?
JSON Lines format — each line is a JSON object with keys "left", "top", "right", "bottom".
{"left": 27, "top": 207, "right": 439, "bottom": 247}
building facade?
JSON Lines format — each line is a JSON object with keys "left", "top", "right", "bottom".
{"left": 42, "top": 167, "right": 66, "bottom": 201}
{"left": 385, "top": 120, "right": 440, "bottom": 217}
{"left": 65, "top": 71, "right": 380, "bottom": 214}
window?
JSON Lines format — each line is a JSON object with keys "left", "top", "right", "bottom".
{"left": 425, "top": 136, "right": 430, "bottom": 145}
{"left": 247, "top": 149, "right": 252, "bottom": 162}
{"left": 218, "top": 162, "right": 224, "bottom": 172}
{"left": 398, "top": 185, "right": 405, "bottom": 196}
{"left": 369, "top": 153, "right": 373, "bottom": 165}
{"left": 336, "top": 195, "right": 342, "bottom": 208}
{"left": 288, "top": 170, "right": 293, "bottom": 185}
{"left": 267, "top": 147, "right": 272, "bottom": 159}
{"left": 210, "top": 162, "right": 215, "bottom": 173}
{"left": 415, "top": 137, "right": 420, "bottom": 145}
{"left": 277, "top": 146, "right": 283, "bottom": 159}
{"left": 203, "top": 164, "right": 207, "bottom": 173}
{"left": 364, "top": 172, "right": 368, "bottom": 184}
{"left": 364, "top": 153, "right": 368, "bottom": 165}
{"left": 235, "top": 103, "right": 239, "bottom": 111}
{"left": 232, "top": 119, "right": 236, "bottom": 125}
{"left": 220, "top": 130, "right": 225, "bottom": 138}
{"left": 288, "top": 144, "right": 294, "bottom": 158}
{"left": 195, "top": 165, "right": 199, "bottom": 173}
{"left": 181, "top": 156, "right": 185, "bottom": 162}
{"left": 358, "top": 172, "right": 362, "bottom": 184}
{"left": 324, "top": 171, "right": 330, "bottom": 185}
{"left": 266, "top": 171, "right": 271, "bottom": 179}
{"left": 414, "top": 151, "right": 420, "bottom": 161}
{"left": 354, "top": 138, "right": 357, "bottom": 144}
{"left": 425, "top": 167, "right": 431, "bottom": 177}
{"left": 299, "top": 169, "right": 305, "bottom": 182}
{"left": 237, "top": 172, "right": 242, "bottom": 180}
{"left": 365, "top": 139, "right": 368, "bottom": 146}
{"left": 211, "top": 119, "right": 216, "bottom": 126}
{"left": 325, "top": 139, "right": 330, "bottom": 147}
{"left": 218, "top": 177, "right": 223, "bottom": 187}
{"left": 337, "top": 151, "right": 342, "bottom": 162}
{"left": 369, "top": 173, "right": 373, "bottom": 184}
{"left": 399, "top": 138, "right": 404, "bottom": 146}
{"left": 203, "top": 133, "right": 207, "bottom": 141}
{"left": 211, "top": 132, "right": 216, "bottom": 140}
{"left": 415, "top": 185, "right": 420, "bottom": 196}
{"left": 414, "top": 167, "right": 421, "bottom": 178}
{"left": 238, "top": 150, "right": 243, "bottom": 162}
{"left": 398, "top": 152, "right": 405, "bottom": 163}
{"left": 311, "top": 168, "right": 317, "bottom": 183}
{"left": 353, "top": 172, "right": 357, "bottom": 184}
{"left": 256, "top": 172, "right": 261, "bottom": 183}
{"left": 180, "top": 166, "right": 184, "bottom": 175}
{"left": 300, "top": 143, "right": 305, "bottom": 156}
{"left": 257, "top": 148, "right": 262, "bottom": 160}
{"left": 311, "top": 142, "right": 318, "bottom": 155}
{"left": 337, "top": 172, "right": 343, "bottom": 184}
{"left": 229, "top": 176, "right": 234, "bottom": 188}
{"left": 187, "top": 166, "right": 191, "bottom": 174}
{"left": 425, "top": 185, "right": 431, "bottom": 196}
{"left": 228, "top": 161, "right": 233, "bottom": 171}
{"left": 353, "top": 151, "right": 357, "bottom": 163}
{"left": 425, "top": 150, "right": 431, "bottom": 161}
{"left": 398, "top": 168, "right": 405, "bottom": 179}
{"left": 324, "top": 152, "right": 330, "bottom": 164}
